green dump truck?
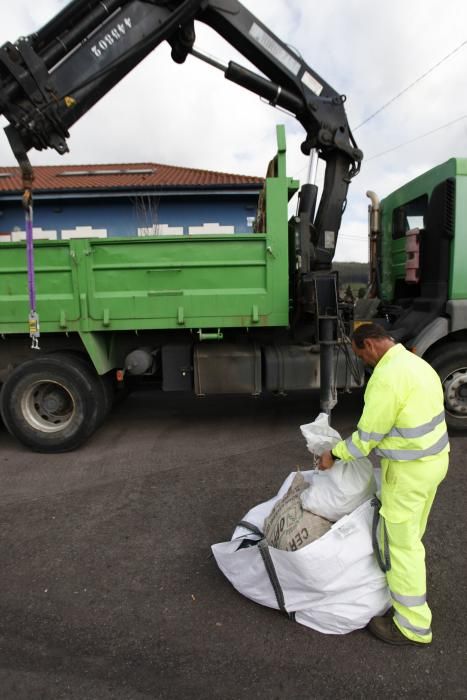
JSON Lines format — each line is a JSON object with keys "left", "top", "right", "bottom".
{"left": 0, "top": 0, "right": 365, "bottom": 452}
{"left": 0, "top": 127, "right": 362, "bottom": 451}
{"left": 1, "top": 0, "right": 466, "bottom": 452}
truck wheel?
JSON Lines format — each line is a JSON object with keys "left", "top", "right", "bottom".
{"left": 0, "top": 354, "right": 102, "bottom": 452}
{"left": 429, "top": 343, "right": 467, "bottom": 432}
{"left": 54, "top": 352, "right": 114, "bottom": 426}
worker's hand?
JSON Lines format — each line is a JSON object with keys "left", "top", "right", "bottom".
{"left": 318, "top": 450, "right": 335, "bottom": 470}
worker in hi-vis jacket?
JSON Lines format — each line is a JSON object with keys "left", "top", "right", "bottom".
{"left": 319, "top": 322, "right": 449, "bottom": 646}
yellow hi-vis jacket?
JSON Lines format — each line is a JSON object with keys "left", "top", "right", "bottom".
{"left": 332, "top": 344, "right": 450, "bottom": 463}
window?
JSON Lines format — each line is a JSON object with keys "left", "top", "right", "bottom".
{"left": 59, "top": 168, "right": 154, "bottom": 177}
{"left": 392, "top": 194, "right": 428, "bottom": 240}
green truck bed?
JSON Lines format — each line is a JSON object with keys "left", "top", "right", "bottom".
{"left": 0, "top": 127, "right": 298, "bottom": 336}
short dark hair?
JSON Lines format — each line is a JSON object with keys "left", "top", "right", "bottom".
{"left": 352, "top": 322, "right": 393, "bottom": 349}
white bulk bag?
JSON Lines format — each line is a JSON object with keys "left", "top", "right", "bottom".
{"left": 212, "top": 470, "right": 391, "bottom": 635}
{"left": 300, "top": 413, "right": 377, "bottom": 521}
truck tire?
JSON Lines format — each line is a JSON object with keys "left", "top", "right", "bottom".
{"left": 53, "top": 352, "right": 114, "bottom": 426}
{"left": 428, "top": 343, "right": 467, "bottom": 432}
{"left": 0, "top": 354, "right": 103, "bottom": 452}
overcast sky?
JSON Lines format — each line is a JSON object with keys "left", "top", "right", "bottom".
{"left": 1, "top": 0, "right": 466, "bottom": 261}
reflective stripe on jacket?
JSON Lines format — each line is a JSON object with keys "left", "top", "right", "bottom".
{"left": 332, "top": 344, "right": 450, "bottom": 463}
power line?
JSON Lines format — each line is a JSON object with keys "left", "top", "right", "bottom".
{"left": 292, "top": 38, "right": 467, "bottom": 179}
{"left": 365, "top": 113, "right": 467, "bottom": 162}
{"left": 353, "top": 38, "right": 467, "bottom": 131}
{"left": 339, "top": 234, "right": 367, "bottom": 240}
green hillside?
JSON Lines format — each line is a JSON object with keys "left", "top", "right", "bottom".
{"left": 333, "top": 261, "right": 369, "bottom": 285}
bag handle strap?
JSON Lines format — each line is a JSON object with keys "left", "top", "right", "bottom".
{"left": 371, "top": 497, "right": 391, "bottom": 573}
{"left": 236, "top": 520, "right": 295, "bottom": 621}
{"left": 257, "top": 539, "right": 295, "bottom": 621}
{"left": 236, "top": 520, "right": 264, "bottom": 538}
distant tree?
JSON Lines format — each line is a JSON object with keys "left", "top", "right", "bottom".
{"left": 333, "top": 261, "right": 369, "bottom": 285}
{"left": 344, "top": 285, "right": 354, "bottom": 303}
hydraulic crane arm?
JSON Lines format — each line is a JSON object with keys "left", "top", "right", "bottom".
{"left": 0, "top": 0, "right": 362, "bottom": 253}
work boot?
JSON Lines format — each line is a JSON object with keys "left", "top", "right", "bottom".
{"left": 367, "top": 616, "right": 429, "bottom": 646}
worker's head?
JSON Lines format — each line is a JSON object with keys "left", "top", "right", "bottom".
{"left": 351, "top": 322, "right": 395, "bottom": 367}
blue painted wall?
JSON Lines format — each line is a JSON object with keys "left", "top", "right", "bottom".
{"left": 0, "top": 191, "right": 260, "bottom": 239}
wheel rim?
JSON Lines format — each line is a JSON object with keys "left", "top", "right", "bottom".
{"left": 21, "top": 380, "right": 75, "bottom": 432}
{"left": 443, "top": 367, "right": 467, "bottom": 417}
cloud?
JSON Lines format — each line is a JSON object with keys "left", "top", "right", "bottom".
{"left": 1, "top": 0, "right": 466, "bottom": 261}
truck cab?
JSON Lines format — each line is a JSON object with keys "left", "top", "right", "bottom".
{"left": 365, "top": 159, "right": 467, "bottom": 430}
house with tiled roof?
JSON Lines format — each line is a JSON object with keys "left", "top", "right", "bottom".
{"left": 0, "top": 162, "right": 263, "bottom": 242}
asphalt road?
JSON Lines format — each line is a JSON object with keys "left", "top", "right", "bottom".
{"left": 0, "top": 389, "right": 466, "bottom": 700}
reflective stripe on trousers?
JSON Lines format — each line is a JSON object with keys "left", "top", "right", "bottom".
{"left": 391, "top": 591, "right": 426, "bottom": 607}
{"left": 394, "top": 611, "right": 431, "bottom": 637}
